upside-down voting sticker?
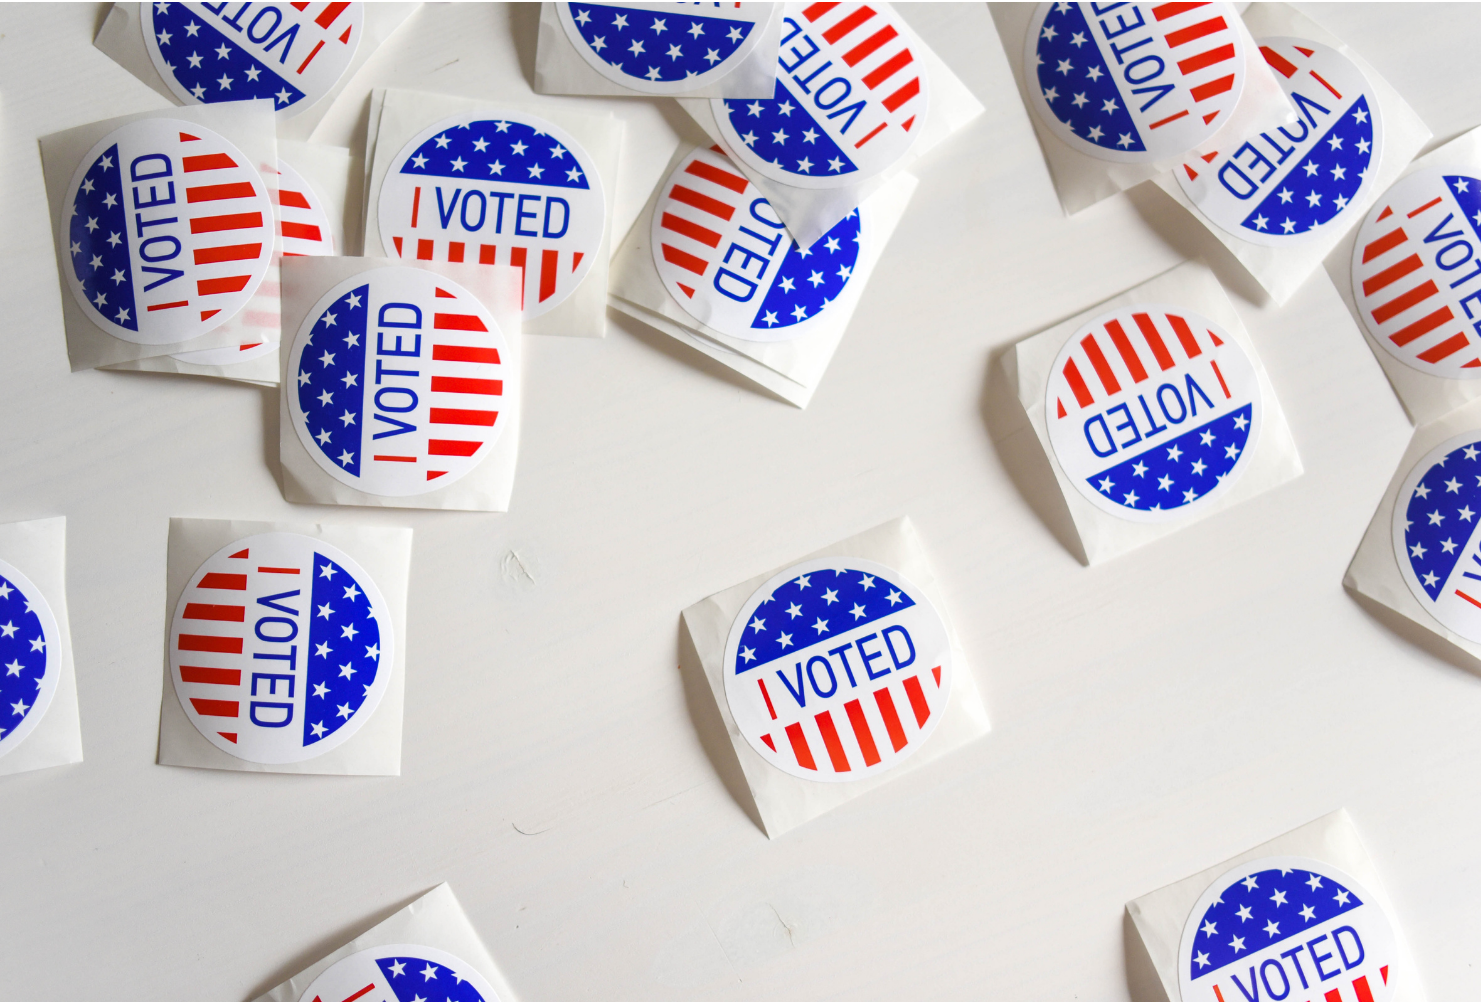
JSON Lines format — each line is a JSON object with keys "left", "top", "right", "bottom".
{"left": 1025, "top": 2, "right": 1246, "bottom": 163}
{"left": 288, "top": 266, "right": 509, "bottom": 497}
{"left": 377, "top": 112, "right": 605, "bottom": 319}
{"left": 0, "top": 559, "right": 61, "bottom": 761}
{"left": 1178, "top": 856, "right": 1397, "bottom": 1002}
{"left": 142, "top": 1, "right": 363, "bottom": 118}
{"left": 300, "top": 944, "right": 500, "bottom": 1002}
{"left": 724, "top": 557, "right": 953, "bottom": 782}
{"left": 169, "top": 532, "right": 393, "bottom": 764}
{"left": 1176, "top": 37, "right": 1380, "bottom": 245}
{"left": 1352, "top": 168, "right": 1481, "bottom": 378}
{"left": 711, "top": 3, "right": 927, "bottom": 189}
{"left": 1046, "top": 305, "right": 1263, "bottom": 522}
{"left": 1391, "top": 431, "right": 1481, "bottom": 643}
{"left": 651, "top": 146, "right": 862, "bottom": 341}
{"left": 62, "top": 117, "right": 274, "bottom": 344}
{"left": 558, "top": 2, "right": 778, "bottom": 95}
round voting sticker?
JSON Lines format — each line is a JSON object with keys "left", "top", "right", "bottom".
{"left": 377, "top": 112, "right": 605, "bottom": 319}
{"left": 0, "top": 559, "right": 60, "bottom": 761}
{"left": 63, "top": 118, "right": 274, "bottom": 344}
{"left": 558, "top": 2, "right": 777, "bottom": 95}
{"left": 711, "top": 3, "right": 927, "bottom": 189}
{"left": 299, "top": 944, "right": 500, "bottom": 1002}
{"left": 1046, "top": 305, "right": 1263, "bottom": 522}
{"left": 143, "top": 1, "right": 363, "bottom": 118}
{"left": 1391, "top": 432, "right": 1481, "bottom": 642}
{"left": 1177, "top": 37, "right": 1380, "bottom": 246}
{"left": 1352, "top": 168, "right": 1481, "bottom": 378}
{"left": 1178, "top": 857, "right": 1397, "bottom": 1002}
{"left": 1026, "top": 2, "right": 1246, "bottom": 164}
{"left": 651, "top": 146, "right": 863, "bottom": 342}
{"left": 288, "top": 266, "right": 509, "bottom": 497}
{"left": 724, "top": 557, "right": 953, "bottom": 783}
{"left": 170, "top": 532, "right": 393, "bottom": 764}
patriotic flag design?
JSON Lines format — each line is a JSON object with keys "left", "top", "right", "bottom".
{"left": 303, "top": 945, "right": 497, "bottom": 1002}
{"left": 378, "top": 114, "right": 605, "bottom": 319}
{"left": 63, "top": 118, "right": 274, "bottom": 344}
{"left": 1046, "top": 306, "right": 1261, "bottom": 521}
{"left": 0, "top": 562, "right": 57, "bottom": 757}
{"left": 276, "top": 157, "right": 335, "bottom": 256}
{"left": 170, "top": 532, "right": 391, "bottom": 764}
{"left": 651, "top": 146, "right": 862, "bottom": 340}
{"left": 143, "top": 1, "right": 362, "bottom": 117}
{"left": 713, "top": 2, "right": 928, "bottom": 187}
{"left": 558, "top": 2, "right": 773, "bottom": 93}
{"left": 724, "top": 558, "right": 953, "bottom": 782}
{"left": 1029, "top": 2, "right": 1245, "bottom": 162}
{"left": 1352, "top": 169, "right": 1481, "bottom": 378}
{"left": 1393, "top": 435, "right": 1481, "bottom": 644}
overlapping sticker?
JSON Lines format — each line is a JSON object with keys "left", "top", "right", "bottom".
{"left": 558, "top": 2, "right": 777, "bottom": 95}
{"left": 724, "top": 557, "right": 952, "bottom": 782}
{"left": 711, "top": 3, "right": 927, "bottom": 188}
{"left": 1177, "top": 37, "right": 1380, "bottom": 245}
{"left": 1026, "top": 2, "right": 1246, "bottom": 163}
{"left": 378, "top": 112, "right": 605, "bottom": 319}
{"left": 651, "top": 146, "right": 862, "bottom": 341}
{"left": 1352, "top": 168, "right": 1481, "bottom": 378}
{"left": 63, "top": 117, "right": 274, "bottom": 344}
{"left": 142, "top": 1, "right": 363, "bottom": 117}
{"left": 288, "top": 266, "right": 509, "bottom": 497}
{"left": 1046, "top": 305, "right": 1262, "bottom": 522}
{"left": 0, "top": 559, "right": 61, "bottom": 760}
{"left": 169, "top": 532, "right": 393, "bottom": 763}
{"left": 300, "top": 945, "right": 499, "bottom": 1002}
{"left": 1392, "top": 431, "right": 1481, "bottom": 642}
{"left": 1178, "top": 856, "right": 1397, "bottom": 1002}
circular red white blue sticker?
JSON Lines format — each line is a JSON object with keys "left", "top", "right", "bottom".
{"left": 558, "top": 2, "right": 777, "bottom": 95}
{"left": 651, "top": 146, "right": 862, "bottom": 341}
{"left": 1177, "top": 37, "right": 1380, "bottom": 245}
{"left": 1026, "top": 2, "right": 1246, "bottom": 163}
{"left": 724, "top": 557, "right": 953, "bottom": 782}
{"left": 0, "top": 559, "right": 60, "bottom": 761}
{"left": 63, "top": 118, "right": 274, "bottom": 344}
{"left": 142, "top": 1, "right": 363, "bottom": 117}
{"left": 288, "top": 267, "right": 509, "bottom": 497}
{"left": 170, "top": 532, "right": 393, "bottom": 764}
{"left": 1352, "top": 168, "right": 1481, "bottom": 378}
{"left": 377, "top": 112, "right": 605, "bottom": 320}
{"left": 711, "top": 3, "right": 927, "bottom": 188}
{"left": 1046, "top": 305, "right": 1262, "bottom": 522}
{"left": 1391, "top": 431, "right": 1481, "bottom": 642}
{"left": 299, "top": 945, "right": 500, "bottom": 1002}
{"left": 1178, "top": 857, "right": 1397, "bottom": 1002}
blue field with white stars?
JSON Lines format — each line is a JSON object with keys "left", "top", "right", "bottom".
{"left": 1188, "top": 867, "right": 1363, "bottom": 979}
{"left": 735, "top": 567, "right": 916, "bottom": 675}
{"left": 1034, "top": 3, "right": 1145, "bottom": 154}
{"left": 1088, "top": 404, "right": 1253, "bottom": 513}
{"left": 1239, "top": 96, "right": 1374, "bottom": 237}
{"left": 749, "top": 210, "right": 860, "bottom": 332}
{"left": 304, "top": 551, "right": 382, "bottom": 747}
{"left": 297, "top": 284, "right": 369, "bottom": 478}
{"left": 566, "top": 3, "right": 753, "bottom": 84}
{"left": 69, "top": 143, "right": 138, "bottom": 331}
{"left": 721, "top": 79, "right": 862, "bottom": 178}
{"left": 1402, "top": 440, "right": 1481, "bottom": 601}
{"left": 0, "top": 574, "right": 48, "bottom": 746}
{"left": 397, "top": 118, "right": 590, "bottom": 190}
{"left": 149, "top": 3, "right": 306, "bottom": 109}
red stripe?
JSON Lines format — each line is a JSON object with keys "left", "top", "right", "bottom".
{"left": 1310, "top": 70, "right": 1343, "bottom": 100}
{"left": 183, "top": 153, "right": 237, "bottom": 172}
{"left": 843, "top": 24, "right": 897, "bottom": 66}
{"left": 178, "top": 634, "right": 242, "bottom": 654}
{"left": 257, "top": 566, "right": 299, "bottom": 574}
{"left": 1081, "top": 334, "right": 1122, "bottom": 395}
{"left": 186, "top": 182, "right": 256, "bottom": 203}
{"left": 1390, "top": 305, "right": 1456, "bottom": 347}
{"left": 669, "top": 184, "right": 735, "bottom": 221}
{"left": 1189, "top": 74, "right": 1235, "bottom": 102}
{"left": 1177, "top": 43, "right": 1235, "bottom": 75}
{"left": 863, "top": 49, "right": 913, "bottom": 90}
{"left": 296, "top": 38, "right": 325, "bottom": 74}
{"left": 539, "top": 248, "right": 559, "bottom": 303}
{"left": 373, "top": 455, "right": 416, "bottom": 463}
{"left": 684, "top": 158, "right": 749, "bottom": 194}
{"left": 1164, "top": 16, "right": 1225, "bottom": 47}
{"left": 1149, "top": 109, "right": 1190, "bottom": 129}
{"left": 1352, "top": 976, "right": 1375, "bottom": 1002}
{"left": 183, "top": 603, "right": 244, "bottom": 622}
{"left": 430, "top": 408, "right": 498, "bottom": 426}
{"left": 785, "top": 722, "right": 817, "bottom": 770}
{"left": 433, "top": 344, "right": 500, "bottom": 364}
{"left": 1167, "top": 314, "right": 1203, "bottom": 358}
{"left": 758, "top": 679, "right": 777, "bottom": 720}
{"left": 1104, "top": 319, "right": 1148, "bottom": 383}
{"left": 1133, "top": 313, "right": 1177, "bottom": 370}
{"left": 417, "top": 239, "right": 434, "bottom": 260}
{"left": 1408, "top": 196, "right": 1444, "bottom": 218}
{"left": 428, "top": 439, "right": 482, "bottom": 456}
{"left": 1456, "top": 588, "right": 1481, "bottom": 610}
{"left": 1151, "top": 2, "right": 1207, "bottom": 20}
{"left": 902, "top": 675, "right": 930, "bottom": 727}
{"left": 822, "top": 5, "right": 874, "bottom": 43}
{"left": 411, "top": 186, "right": 421, "bottom": 228}
{"left": 433, "top": 312, "right": 488, "bottom": 332}
{"left": 147, "top": 301, "right": 188, "bottom": 312}
{"left": 1062, "top": 358, "right": 1095, "bottom": 408}
{"left": 280, "top": 221, "right": 322, "bottom": 241}
{"left": 315, "top": 0, "right": 349, "bottom": 27}
{"left": 193, "top": 243, "right": 261, "bottom": 265}
{"left": 179, "top": 665, "right": 241, "bottom": 686}
{"left": 275, "top": 189, "right": 312, "bottom": 209}
{"left": 198, "top": 573, "right": 246, "bottom": 590}
{"left": 1211, "top": 359, "right": 1231, "bottom": 398}
{"left": 1363, "top": 254, "right": 1423, "bottom": 296}
{"left": 1372, "top": 280, "right": 1438, "bottom": 324}
{"left": 197, "top": 275, "right": 251, "bottom": 296}
{"left": 660, "top": 212, "right": 721, "bottom": 248}
{"left": 1362, "top": 227, "right": 1407, "bottom": 262}
{"left": 447, "top": 242, "right": 464, "bottom": 263}
{"left": 190, "top": 212, "right": 262, "bottom": 234}
{"left": 1260, "top": 45, "right": 1298, "bottom": 78}
{"left": 189, "top": 698, "right": 239, "bottom": 718}
{"left": 814, "top": 710, "right": 852, "bottom": 771}
{"left": 431, "top": 376, "right": 501, "bottom": 395}
{"left": 882, "top": 75, "right": 921, "bottom": 112}
{"left": 1417, "top": 329, "right": 1469, "bottom": 362}
{"left": 662, "top": 243, "right": 709, "bottom": 276}
{"left": 853, "top": 122, "right": 888, "bottom": 149}
{"left": 479, "top": 244, "right": 497, "bottom": 265}
{"left": 340, "top": 986, "right": 377, "bottom": 1002}
{"left": 843, "top": 698, "right": 880, "bottom": 766}
{"left": 801, "top": 1, "right": 838, "bottom": 22}
{"left": 874, "top": 687, "right": 908, "bottom": 752}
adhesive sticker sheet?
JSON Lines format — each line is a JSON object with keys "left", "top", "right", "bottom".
{"left": 677, "top": 2, "right": 983, "bottom": 246}
{"left": 0, "top": 518, "right": 82, "bottom": 779}
{"left": 534, "top": 2, "right": 783, "bottom": 99}
{"left": 363, "top": 88, "right": 621, "bottom": 338}
{"left": 1153, "top": 3, "right": 1431, "bottom": 304}
{"left": 1127, "top": 810, "right": 1426, "bottom": 1002}
{"left": 680, "top": 516, "right": 989, "bottom": 838}
{"left": 157, "top": 517, "right": 410, "bottom": 776}
{"left": 1012, "top": 260, "right": 1302, "bottom": 564}
{"left": 278, "top": 257, "right": 524, "bottom": 512}
{"left": 249, "top": 884, "right": 520, "bottom": 1002}
{"left": 609, "top": 143, "right": 916, "bottom": 408}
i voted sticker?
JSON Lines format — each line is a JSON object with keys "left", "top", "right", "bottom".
{"left": 1352, "top": 168, "right": 1481, "bottom": 378}
{"left": 724, "top": 557, "right": 953, "bottom": 782}
{"left": 288, "top": 267, "right": 508, "bottom": 497}
{"left": 1046, "top": 305, "right": 1262, "bottom": 522}
{"left": 142, "top": 1, "right": 363, "bottom": 117}
{"left": 169, "top": 532, "right": 393, "bottom": 764}
{"left": 1391, "top": 432, "right": 1481, "bottom": 642}
{"left": 377, "top": 112, "right": 604, "bottom": 319}
{"left": 558, "top": 2, "right": 778, "bottom": 95}
{"left": 0, "top": 559, "right": 61, "bottom": 761}
{"left": 63, "top": 118, "right": 274, "bottom": 344}
{"left": 651, "top": 146, "right": 862, "bottom": 341}
{"left": 1178, "top": 856, "right": 1397, "bottom": 1002}
{"left": 300, "top": 945, "right": 499, "bottom": 1002}
{"left": 711, "top": 3, "right": 927, "bottom": 189}
{"left": 1026, "top": 2, "right": 1246, "bottom": 163}
{"left": 1177, "top": 37, "right": 1380, "bottom": 245}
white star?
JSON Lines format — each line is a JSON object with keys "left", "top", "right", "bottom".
{"left": 1071, "top": 92, "right": 1088, "bottom": 108}
{"left": 1087, "top": 126, "right": 1104, "bottom": 141}
{"left": 1098, "top": 475, "right": 1114, "bottom": 493}
{"left": 216, "top": 73, "right": 232, "bottom": 90}
{"left": 1193, "top": 951, "right": 1210, "bottom": 969}
{"left": 777, "top": 100, "right": 794, "bottom": 117}
{"left": 1446, "top": 477, "right": 1462, "bottom": 493}
{"left": 850, "top": 603, "right": 866, "bottom": 620}
{"left": 4, "top": 661, "right": 20, "bottom": 677}
{"left": 314, "top": 429, "right": 331, "bottom": 445}
{"left": 1328, "top": 134, "right": 1344, "bottom": 151}
{"left": 184, "top": 19, "right": 199, "bottom": 35}
{"left": 1191, "top": 459, "right": 1207, "bottom": 475}
{"left": 1335, "top": 890, "right": 1351, "bottom": 906}
{"left": 335, "top": 702, "right": 353, "bottom": 719}
{"left": 750, "top": 616, "right": 765, "bottom": 632}
{"left": 434, "top": 133, "right": 451, "bottom": 149}
{"left": 0, "top": 622, "right": 15, "bottom": 638}
{"left": 1102, "top": 97, "right": 1119, "bottom": 114}
{"left": 1132, "top": 461, "right": 1147, "bottom": 477}
{"left": 1423, "top": 571, "right": 1439, "bottom": 587}
{"left": 1300, "top": 904, "right": 1316, "bottom": 921}
{"left": 1158, "top": 475, "right": 1173, "bottom": 491}
{"left": 740, "top": 646, "right": 756, "bottom": 663}
{"left": 1277, "top": 187, "right": 1294, "bottom": 204}
{"left": 214, "top": 42, "right": 230, "bottom": 59}
{"left": 1229, "top": 935, "right": 1246, "bottom": 953}
{"left": 822, "top": 589, "right": 838, "bottom": 605}
{"left": 339, "top": 662, "right": 356, "bottom": 679}
{"left": 1056, "top": 58, "right": 1073, "bottom": 75}
{"left": 1201, "top": 920, "right": 1217, "bottom": 937}
{"left": 337, "top": 449, "right": 354, "bottom": 466}
{"left": 341, "top": 622, "right": 358, "bottom": 640}
{"left": 812, "top": 617, "right": 829, "bottom": 634}
{"left": 390, "top": 961, "right": 407, "bottom": 977}
{"left": 628, "top": 38, "right": 645, "bottom": 55}
{"left": 528, "top": 164, "right": 545, "bottom": 179}
{"left": 777, "top": 633, "right": 793, "bottom": 648}
{"left": 421, "top": 963, "right": 439, "bottom": 981}
{"left": 450, "top": 156, "right": 467, "bottom": 172}
{"left": 275, "top": 87, "right": 291, "bottom": 104}
{"left": 313, "top": 682, "right": 329, "bottom": 698}
{"left": 319, "top": 350, "right": 336, "bottom": 367}
{"left": 1264, "top": 919, "right": 1280, "bottom": 937}
{"left": 1253, "top": 214, "right": 1269, "bottom": 230}
{"left": 11, "top": 699, "right": 29, "bottom": 717}
{"left": 244, "top": 65, "right": 260, "bottom": 82}
{"left": 886, "top": 590, "right": 902, "bottom": 606}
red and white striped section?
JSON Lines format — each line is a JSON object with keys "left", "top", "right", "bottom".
{"left": 178, "top": 131, "right": 273, "bottom": 323}
{"left": 799, "top": 2, "right": 924, "bottom": 138}
{"left": 1153, "top": 1, "right": 1242, "bottom": 130}
{"left": 287, "top": 1, "right": 358, "bottom": 63}
{"left": 172, "top": 545, "right": 257, "bottom": 746}
{"left": 655, "top": 146, "right": 751, "bottom": 299}
{"left": 389, "top": 218, "right": 585, "bottom": 313}
{"left": 274, "top": 158, "right": 335, "bottom": 257}
{"left": 1052, "top": 309, "right": 1228, "bottom": 418}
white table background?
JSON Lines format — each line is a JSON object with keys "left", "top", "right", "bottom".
{"left": 2, "top": 4, "right": 1478, "bottom": 1000}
